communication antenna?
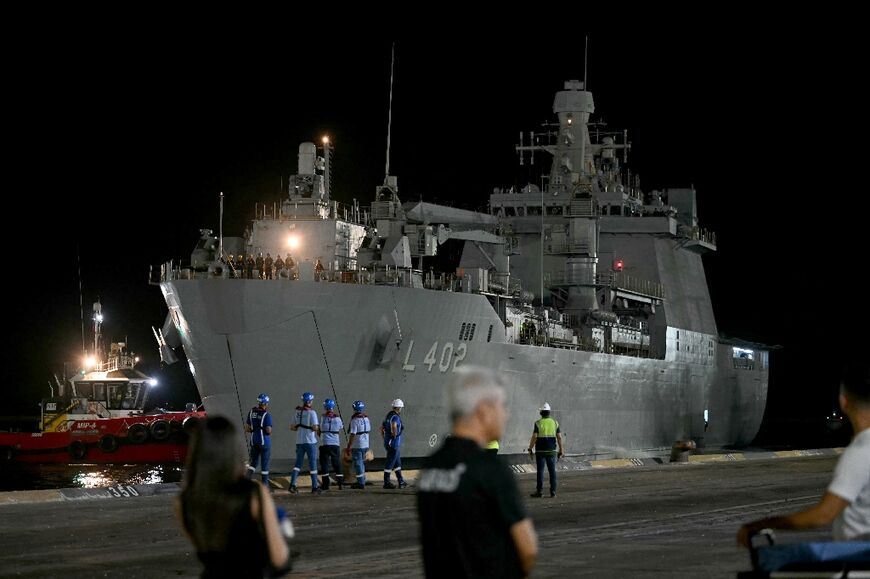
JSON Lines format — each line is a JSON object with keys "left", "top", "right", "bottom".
{"left": 584, "top": 36, "right": 589, "bottom": 89}
{"left": 219, "top": 191, "right": 224, "bottom": 260}
{"left": 77, "top": 245, "right": 85, "bottom": 356}
{"left": 384, "top": 43, "right": 395, "bottom": 183}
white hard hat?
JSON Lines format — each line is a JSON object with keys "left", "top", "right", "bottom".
{"left": 392, "top": 398, "right": 405, "bottom": 408}
{"left": 539, "top": 403, "right": 551, "bottom": 411}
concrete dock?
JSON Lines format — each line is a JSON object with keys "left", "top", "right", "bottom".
{"left": 0, "top": 452, "right": 843, "bottom": 578}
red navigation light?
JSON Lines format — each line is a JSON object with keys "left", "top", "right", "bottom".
{"left": 614, "top": 259, "right": 624, "bottom": 271}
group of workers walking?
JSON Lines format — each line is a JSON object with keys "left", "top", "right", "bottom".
{"left": 245, "top": 392, "right": 406, "bottom": 493}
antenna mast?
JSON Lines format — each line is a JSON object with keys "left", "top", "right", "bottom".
{"left": 77, "top": 245, "right": 85, "bottom": 356}
{"left": 218, "top": 191, "right": 224, "bottom": 261}
{"left": 584, "top": 36, "right": 588, "bottom": 89}
{"left": 384, "top": 43, "right": 395, "bottom": 183}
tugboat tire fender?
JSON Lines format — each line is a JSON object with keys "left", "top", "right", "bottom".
{"left": 98, "top": 434, "right": 119, "bottom": 453}
{"left": 150, "top": 420, "right": 171, "bottom": 440}
{"left": 127, "top": 423, "right": 148, "bottom": 444}
{"left": 182, "top": 415, "right": 201, "bottom": 435}
{"left": 69, "top": 440, "right": 87, "bottom": 460}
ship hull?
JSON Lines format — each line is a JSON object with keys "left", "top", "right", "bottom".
{"left": 161, "top": 279, "right": 768, "bottom": 465}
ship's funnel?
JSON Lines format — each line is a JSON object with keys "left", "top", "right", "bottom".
{"left": 562, "top": 257, "right": 599, "bottom": 316}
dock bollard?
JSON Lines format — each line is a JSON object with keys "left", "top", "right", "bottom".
{"left": 669, "top": 440, "right": 696, "bottom": 463}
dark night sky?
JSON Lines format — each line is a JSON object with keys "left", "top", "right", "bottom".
{"left": 6, "top": 26, "right": 865, "bottom": 441}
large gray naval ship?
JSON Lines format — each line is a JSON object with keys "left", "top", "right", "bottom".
{"left": 152, "top": 79, "right": 769, "bottom": 463}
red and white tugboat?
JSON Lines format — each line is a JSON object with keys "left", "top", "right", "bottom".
{"left": 0, "top": 300, "right": 204, "bottom": 464}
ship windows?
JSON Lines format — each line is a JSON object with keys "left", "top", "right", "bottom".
{"left": 107, "top": 385, "right": 123, "bottom": 409}
{"left": 487, "top": 324, "right": 493, "bottom": 342}
{"left": 74, "top": 382, "right": 94, "bottom": 399}
{"left": 459, "top": 322, "right": 477, "bottom": 341}
{"left": 732, "top": 347, "right": 755, "bottom": 370}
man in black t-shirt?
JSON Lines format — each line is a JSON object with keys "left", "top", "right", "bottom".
{"left": 417, "top": 367, "right": 538, "bottom": 578}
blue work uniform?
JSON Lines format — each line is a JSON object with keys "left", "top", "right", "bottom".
{"left": 382, "top": 410, "right": 406, "bottom": 486}
{"left": 348, "top": 413, "right": 371, "bottom": 487}
{"left": 290, "top": 405, "right": 320, "bottom": 491}
{"left": 319, "top": 411, "right": 344, "bottom": 490}
{"left": 246, "top": 406, "right": 272, "bottom": 484}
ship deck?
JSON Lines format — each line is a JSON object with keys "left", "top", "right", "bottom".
{"left": 0, "top": 452, "right": 844, "bottom": 577}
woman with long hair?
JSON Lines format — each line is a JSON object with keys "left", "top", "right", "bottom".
{"left": 176, "top": 415, "right": 290, "bottom": 578}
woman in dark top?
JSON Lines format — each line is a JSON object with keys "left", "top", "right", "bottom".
{"left": 177, "top": 416, "right": 290, "bottom": 578}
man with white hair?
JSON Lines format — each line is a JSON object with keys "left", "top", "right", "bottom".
{"left": 417, "top": 367, "right": 538, "bottom": 578}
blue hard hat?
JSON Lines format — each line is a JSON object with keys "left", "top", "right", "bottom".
{"left": 302, "top": 392, "right": 314, "bottom": 403}
{"left": 257, "top": 393, "right": 270, "bottom": 404}
{"left": 352, "top": 400, "right": 365, "bottom": 412}
{"left": 323, "top": 398, "right": 336, "bottom": 410}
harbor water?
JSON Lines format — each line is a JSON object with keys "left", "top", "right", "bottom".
{"left": 0, "top": 462, "right": 183, "bottom": 492}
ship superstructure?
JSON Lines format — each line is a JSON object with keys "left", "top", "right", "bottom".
{"left": 153, "top": 79, "right": 768, "bottom": 463}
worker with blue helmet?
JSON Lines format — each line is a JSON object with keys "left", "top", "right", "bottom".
{"left": 289, "top": 391, "right": 320, "bottom": 494}
{"left": 319, "top": 398, "right": 344, "bottom": 490}
{"left": 345, "top": 400, "right": 371, "bottom": 489}
{"left": 245, "top": 393, "right": 273, "bottom": 485}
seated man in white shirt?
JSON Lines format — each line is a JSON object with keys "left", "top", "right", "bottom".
{"left": 738, "top": 364, "right": 870, "bottom": 546}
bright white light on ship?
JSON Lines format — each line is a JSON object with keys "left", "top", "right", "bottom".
{"left": 134, "top": 356, "right": 140, "bottom": 363}
{"left": 732, "top": 347, "right": 754, "bottom": 360}
{"left": 95, "top": 314, "right": 103, "bottom": 323}
{"left": 84, "top": 356, "right": 96, "bottom": 369}
{"left": 147, "top": 379, "right": 158, "bottom": 387}
{"left": 322, "top": 135, "right": 330, "bottom": 144}
{"left": 287, "top": 235, "right": 300, "bottom": 250}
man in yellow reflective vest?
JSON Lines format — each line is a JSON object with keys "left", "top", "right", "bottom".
{"left": 527, "top": 403, "right": 564, "bottom": 498}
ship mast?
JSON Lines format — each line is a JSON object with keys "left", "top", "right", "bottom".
{"left": 77, "top": 245, "right": 86, "bottom": 359}
{"left": 92, "top": 299, "right": 103, "bottom": 364}
{"left": 384, "top": 42, "right": 395, "bottom": 186}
